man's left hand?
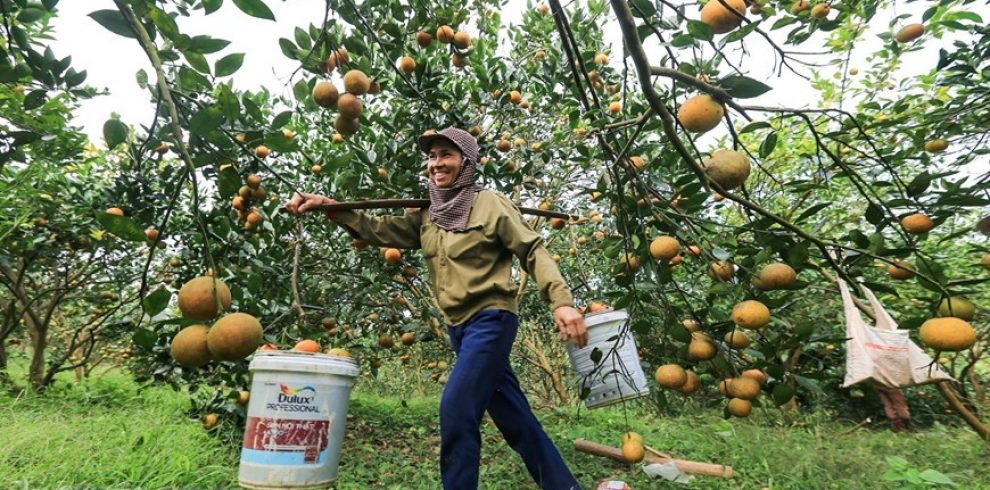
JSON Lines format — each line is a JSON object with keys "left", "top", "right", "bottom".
{"left": 554, "top": 306, "right": 588, "bottom": 348}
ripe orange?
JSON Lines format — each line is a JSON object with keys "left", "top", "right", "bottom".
{"left": 177, "top": 276, "right": 231, "bottom": 320}
{"left": 901, "top": 213, "right": 934, "bottom": 234}
{"left": 416, "top": 30, "right": 433, "bottom": 48}
{"left": 401, "top": 331, "right": 416, "bottom": 346}
{"left": 677, "top": 94, "right": 724, "bottom": 133}
{"left": 453, "top": 31, "right": 471, "bottom": 49}
{"left": 436, "top": 25, "right": 455, "bottom": 43}
{"left": 649, "top": 236, "right": 680, "bottom": 261}
{"left": 343, "top": 69, "right": 371, "bottom": 95}
{"left": 887, "top": 259, "right": 915, "bottom": 280}
{"left": 383, "top": 248, "right": 402, "bottom": 263}
{"left": 727, "top": 398, "right": 752, "bottom": 417}
{"left": 654, "top": 364, "right": 688, "bottom": 389}
{"left": 378, "top": 334, "right": 394, "bottom": 349}
{"left": 312, "top": 81, "right": 339, "bottom": 107}
{"left": 700, "top": 0, "right": 746, "bottom": 34}
{"left": 106, "top": 207, "right": 125, "bottom": 216}
{"left": 399, "top": 56, "right": 416, "bottom": 74}
{"left": 895, "top": 23, "right": 925, "bottom": 43}
{"left": 294, "top": 339, "right": 321, "bottom": 353}
{"left": 731, "top": 300, "right": 771, "bottom": 330}
{"left": 145, "top": 227, "right": 159, "bottom": 241}
{"left": 254, "top": 146, "right": 269, "bottom": 158}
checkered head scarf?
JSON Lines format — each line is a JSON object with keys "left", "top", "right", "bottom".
{"left": 418, "top": 127, "right": 482, "bottom": 231}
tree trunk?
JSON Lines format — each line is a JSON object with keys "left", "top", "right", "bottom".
{"left": 26, "top": 317, "right": 47, "bottom": 391}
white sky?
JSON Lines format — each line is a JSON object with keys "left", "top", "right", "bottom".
{"left": 49, "top": 1, "right": 970, "bottom": 155}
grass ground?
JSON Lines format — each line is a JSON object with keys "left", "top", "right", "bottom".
{"left": 1, "top": 370, "right": 987, "bottom": 489}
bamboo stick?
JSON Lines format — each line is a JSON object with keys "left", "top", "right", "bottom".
{"left": 572, "top": 439, "right": 734, "bottom": 478}
{"left": 282, "top": 198, "right": 579, "bottom": 220}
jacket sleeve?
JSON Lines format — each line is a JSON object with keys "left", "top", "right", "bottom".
{"left": 332, "top": 208, "right": 423, "bottom": 249}
{"left": 492, "top": 194, "right": 574, "bottom": 311}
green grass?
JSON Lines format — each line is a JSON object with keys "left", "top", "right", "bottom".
{"left": 1, "top": 371, "right": 987, "bottom": 489}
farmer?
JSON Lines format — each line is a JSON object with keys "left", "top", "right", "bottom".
{"left": 285, "top": 127, "right": 588, "bottom": 490}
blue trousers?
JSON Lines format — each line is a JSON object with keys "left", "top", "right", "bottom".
{"left": 441, "top": 309, "right": 581, "bottom": 490}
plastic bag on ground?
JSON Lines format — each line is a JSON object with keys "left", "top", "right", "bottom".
{"left": 643, "top": 462, "right": 693, "bottom": 484}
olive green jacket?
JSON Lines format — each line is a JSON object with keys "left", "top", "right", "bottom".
{"left": 333, "top": 189, "right": 574, "bottom": 325}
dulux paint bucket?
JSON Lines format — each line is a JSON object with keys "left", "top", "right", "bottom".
{"left": 566, "top": 310, "right": 650, "bottom": 409}
{"left": 238, "top": 351, "right": 360, "bottom": 489}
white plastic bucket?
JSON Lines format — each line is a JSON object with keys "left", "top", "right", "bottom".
{"left": 238, "top": 351, "right": 360, "bottom": 489}
{"left": 566, "top": 310, "right": 649, "bottom": 409}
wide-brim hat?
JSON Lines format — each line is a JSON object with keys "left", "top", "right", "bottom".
{"left": 418, "top": 127, "right": 480, "bottom": 163}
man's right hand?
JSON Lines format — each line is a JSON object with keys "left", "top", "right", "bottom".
{"left": 285, "top": 192, "right": 335, "bottom": 216}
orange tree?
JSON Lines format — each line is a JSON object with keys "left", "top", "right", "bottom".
{"left": 49, "top": 0, "right": 990, "bottom": 435}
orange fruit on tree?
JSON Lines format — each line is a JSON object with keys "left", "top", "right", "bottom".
{"left": 937, "top": 297, "right": 975, "bottom": 321}
{"left": 727, "top": 376, "right": 761, "bottom": 400}
{"left": 294, "top": 339, "right": 321, "bottom": 352}
{"left": 688, "top": 338, "right": 717, "bottom": 360}
{"left": 649, "top": 236, "right": 680, "bottom": 261}
{"left": 399, "top": 56, "right": 416, "bottom": 74}
{"left": 338, "top": 93, "right": 362, "bottom": 119}
{"left": 170, "top": 324, "right": 212, "bottom": 368}
{"left": 731, "top": 300, "right": 771, "bottom": 330}
{"left": 895, "top": 23, "right": 925, "bottom": 43}
{"left": 677, "top": 94, "right": 724, "bottom": 133}
{"left": 312, "top": 81, "right": 339, "bottom": 107}
{"left": 608, "top": 101, "right": 621, "bottom": 114}
{"left": 326, "top": 347, "right": 351, "bottom": 358}
{"left": 790, "top": 0, "right": 810, "bottom": 14}
{"left": 757, "top": 263, "right": 797, "bottom": 290}
{"left": 924, "top": 139, "right": 948, "bottom": 153}
{"left": 203, "top": 413, "right": 219, "bottom": 430}
{"left": 145, "top": 227, "right": 159, "bottom": 241}
{"left": 451, "top": 53, "right": 467, "bottom": 68}
{"left": 416, "top": 30, "right": 433, "bottom": 48}
{"left": 246, "top": 174, "right": 262, "bottom": 189}
{"left": 654, "top": 364, "right": 688, "bottom": 389}
{"left": 704, "top": 149, "right": 750, "bottom": 191}
{"left": 709, "top": 260, "right": 735, "bottom": 281}
{"left": 724, "top": 330, "right": 750, "bottom": 349}
{"left": 453, "top": 31, "right": 471, "bottom": 49}
{"left": 335, "top": 115, "right": 361, "bottom": 136}
{"left": 343, "top": 69, "right": 371, "bottom": 95}
{"left": 700, "top": 0, "right": 746, "bottom": 34}
{"left": 741, "top": 369, "right": 768, "bottom": 385}
{"left": 436, "top": 25, "right": 455, "bottom": 43}
{"left": 178, "top": 276, "right": 231, "bottom": 320}
{"left": 401, "top": 331, "right": 416, "bottom": 346}
{"left": 106, "top": 207, "right": 125, "bottom": 216}
{"left": 919, "top": 317, "right": 976, "bottom": 351}
{"left": 254, "top": 146, "right": 269, "bottom": 158}
{"left": 206, "top": 312, "right": 264, "bottom": 361}
{"left": 810, "top": 3, "right": 830, "bottom": 19}
{"left": 594, "top": 52, "right": 608, "bottom": 65}
{"left": 550, "top": 218, "right": 566, "bottom": 230}
{"left": 237, "top": 391, "right": 250, "bottom": 405}
{"left": 901, "top": 213, "right": 934, "bottom": 234}
{"left": 887, "top": 259, "right": 915, "bottom": 280}
{"left": 678, "top": 370, "right": 701, "bottom": 395}
{"left": 727, "top": 398, "right": 752, "bottom": 417}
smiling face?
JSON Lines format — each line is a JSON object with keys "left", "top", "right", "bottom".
{"left": 427, "top": 139, "right": 464, "bottom": 188}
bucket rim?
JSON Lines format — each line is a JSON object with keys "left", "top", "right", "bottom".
{"left": 583, "top": 309, "right": 628, "bottom": 326}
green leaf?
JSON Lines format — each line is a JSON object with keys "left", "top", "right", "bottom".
{"left": 293, "top": 26, "right": 312, "bottom": 50}
{"left": 188, "top": 35, "right": 231, "bottom": 54}
{"left": 102, "top": 118, "right": 129, "bottom": 148}
{"left": 182, "top": 50, "right": 211, "bottom": 74}
{"left": 772, "top": 384, "right": 794, "bottom": 406}
{"left": 278, "top": 38, "right": 298, "bottom": 60}
{"left": 906, "top": 172, "right": 932, "bottom": 197}
{"left": 629, "top": 0, "right": 656, "bottom": 17}
{"left": 793, "top": 375, "right": 825, "bottom": 395}
{"left": 217, "top": 164, "right": 242, "bottom": 198}
{"left": 22, "top": 89, "right": 46, "bottom": 110}
{"left": 142, "top": 288, "right": 172, "bottom": 317}
{"left": 686, "top": 20, "right": 714, "bottom": 42}
{"left": 189, "top": 106, "right": 224, "bottom": 135}
{"left": 97, "top": 213, "right": 147, "bottom": 242}
{"left": 88, "top": 10, "right": 136, "bottom": 39}
{"left": 218, "top": 84, "right": 241, "bottom": 122}
{"left": 16, "top": 7, "right": 44, "bottom": 22}
{"left": 149, "top": 8, "right": 180, "bottom": 41}
{"left": 918, "top": 469, "right": 955, "bottom": 485}
{"left": 132, "top": 329, "right": 157, "bottom": 349}
{"left": 759, "top": 131, "right": 777, "bottom": 158}
{"left": 271, "top": 110, "right": 293, "bottom": 129}
{"left": 215, "top": 53, "right": 244, "bottom": 77}
{"left": 202, "top": 0, "right": 223, "bottom": 14}
{"left": 719, "top": 75, "right": 772, "bottom": 98}
{"left": 865, "top": 202, "right": 884, "bottom": 226}
{"left": 590, "top": 347, "right": 602, "bottom": 365}
{"left": 722, "top": 22, "right": 759, "bottom": 43}
{"left": 740, "top": 121, "right": 771, "bottom": 133}
{"left": 232, "top": 0, "right": 275, "bottom": 20}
